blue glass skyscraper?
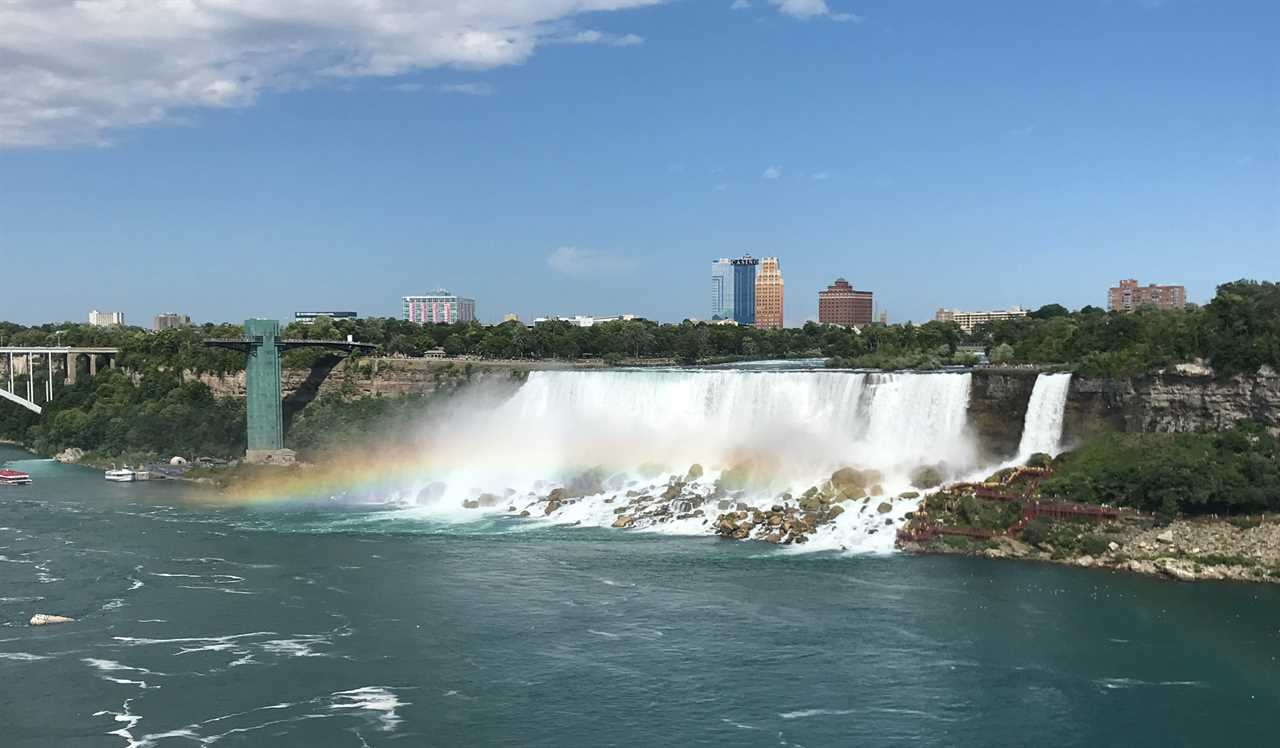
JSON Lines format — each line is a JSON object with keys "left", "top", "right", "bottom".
{"left": 731, "top": 255, "right": 759, "bottom": 325}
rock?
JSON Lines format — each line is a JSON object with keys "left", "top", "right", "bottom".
{"left": 884, "top": 518, "right": 894, "bottom": 526}
{"left": 876, "top": 502, "right": 893, "bottom": 514}
{"left": 1156, "top": 558, "right": 1197, "bottom": 582}
{"left": 1108, "top": 541, "right": 1120, "bottom": 552}
{"left": 869, "top": 484, "right": 885, "bottom": 497}
{"left": 685, "top": 463, "right": 704, "bottom": 480}
{"left": 830, "top": 467, "right": 867, "bottom": 491}
{"left": 476, "top": 493, "right": 500, "bottom": 508}
{"left": 909, "top": 465, "right": 945, "bottom": 490}
{"left": 770, "top": 504, "right": 784, "bottom": 513}
{"left": 1156, "top": 530, "right": 1175, "bottom": 543}
{"left": 1076, "top": 555, "right": 1095, "bottom": 567}
{"left": 661, "top": 484, "right": 682, "bottom": 500}
{"left": 899, "top": 491, "right": 920, "bottom": 500}
{"left": 544, "top": 500, "right": 562, "bottom": 515}
{"left": 462, "top": 499, "right": 480, "bottom": 509}
{"left": 519, "top": 510, "right": 530, "bottom": 517}
{"left": 612, "top": 515, "right": 635, "bottom": 529}
{"left": 768, "top": 515, "right": 783, "bottom": 527}
{"left": 765, "top": 532, "right": 782, "bottom": 544}
{"left": 54, "top": 448, "right": 84, "bottom": 464}
{"left": 717, "top": 500, "right": 731, "bottom": 511}
{"left": 547, "top": 488, "right": 566, "bottom": 502}
{"left": 507, "top": 506, "right": 517, "bottom": 513}
{"left": 30, "top": 614, "right": 74, "bottom": 626}
{"left": 827, "top": 504, "right": 844, "bottom": 519}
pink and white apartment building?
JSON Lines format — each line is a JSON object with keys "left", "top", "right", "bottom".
{"left": 403, "top": 292, "right": 476, "bottom": 324}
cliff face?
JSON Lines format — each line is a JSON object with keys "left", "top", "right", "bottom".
{"left": 1064, "top": 370, "right": 1280, "bottom": 446}
{"left": 968, "top": 368, "right": 1280, "bottom": 459}
{"left": 966, "top": 369, "right": 1039, "bottom": 462}
{"left": 187, "top": 358, "right": 553, "bottom": 401}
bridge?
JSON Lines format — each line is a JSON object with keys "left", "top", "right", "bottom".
{"left": 206, "top": 319, "right": 375, "bottom": 464}
{"left": 0, "top": 347, "right": 121, "bottom": 414}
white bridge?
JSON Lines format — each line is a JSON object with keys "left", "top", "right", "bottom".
{"left": 0, "top": 347, "right": 120, "bottom": 414}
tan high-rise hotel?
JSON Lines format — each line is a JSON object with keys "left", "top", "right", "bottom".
{"left": 754, "top": 257, "right": 784, "bottom": 329}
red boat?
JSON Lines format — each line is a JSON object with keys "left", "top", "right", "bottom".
{"left": 0, "top": 469, "right": 32, "bottom": 486}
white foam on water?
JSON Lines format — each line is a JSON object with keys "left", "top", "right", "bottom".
{"left": 0, "top": 651, "right": 48, "bottom": 661}
{"left": 374, "top": 369, "right": 979, "bottom": 551}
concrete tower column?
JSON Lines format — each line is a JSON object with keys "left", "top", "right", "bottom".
{"left": 47, "top": 352, "right": 53, "bottom": 401}
{"left": 89, "top": 354, "right": 98, "bottom": 377}
{"left": 27, "top": 353, "right": 33, "bottom": 402}
{"left": 66, "top": 352, "right": 77, "bottom": 385}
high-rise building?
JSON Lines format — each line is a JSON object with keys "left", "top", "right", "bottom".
{"left": 710, "top": 258, "right": 735, "bottom": 320}
{"left": 403, "top": 291, "right": 476, "bottom": 324}
{"left": 731, "top": 255, "right": 759, "bottom": 325}
{"left": 153, "top": 312, "right": 191, "bottom": 330}
{"left": 88, "top": 310, "right": 124, "bottom": 327}
{"left": 818, "top": 278, "right": 874, "bottom": 327}
{"left": 934, "top": 305, "right": 1028, "bottom": 333}
{"left": 1107, "top": 279, "right": 1187, "bottom": 313}
{"left": 503, "top": 313, "right": 521, "bottom": 323}
{"left": 754, "top": 257, "right": 784, "bottom": 329}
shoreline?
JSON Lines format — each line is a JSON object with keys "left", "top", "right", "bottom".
{"left": 899, "top": 515, "right": 1280, "bottom": 584}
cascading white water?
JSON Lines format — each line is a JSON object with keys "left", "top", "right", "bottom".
{"left": 401, "top": 369, "right": 975, "bottom": 521}
{"left": 1016, "top": 372, "right": 1073, "bottom": 459}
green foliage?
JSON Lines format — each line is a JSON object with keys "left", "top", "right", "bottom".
{"left": 286, "top": 393, "right": 442, "bottom": 459}
{"left": 969, "top": 279, "right": 1280, "bottom": 377}
{"left": 1019, "top": 517, "right": 1053, "bottom": 546}
{"left": 1042, "top": 423, "right": 1280, "bottom": 515}
{"left": 0, "top": 368, "right": 245, "bottom": 459}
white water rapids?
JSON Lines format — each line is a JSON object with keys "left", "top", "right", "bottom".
{"left": 378, "top": 368, "right": 1068, "bottom": 553}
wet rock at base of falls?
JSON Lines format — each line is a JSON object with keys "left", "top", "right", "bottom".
{"left": 899, "top": 491, "right": 921, "bottom": 500}
{"left": 876, "top": 502, "right": 894, "bottom": 514}
{"left": 612, "top": 515, "right": 636, "bottom": 529}
{"left": 544, "top": 500, "right": 563, "bottom": 515}
{"left": 827, "top": 505, "right": 845, "bottom": 519}
{"left": 477, "top": 493, "right": 501, "bottom": 508}
{"left": 30, "top": 614, "right": 74, "bottom": 626}
{"left": 564, "top": 469, "right": 606, "bottom": 499}
{"left": 830, "top": 467, "right": 867, "bottom": 492}
{"left": 685, "top": 463, "right": 704, "bottom": 480}
{"left": 661, "top": 483, "right": 684, "bottom": 500}
{"left": 547, "top": 488, "right": 566, "bottom": 502}
{"left": 909, "top": 465, "right": 946, "bottom": 490}
{"left": 519, "top": 510, "right": 530, "bottom": 517}
{"left": 869, "top": 484, "right": 885, "bottom": 497}
{"left": 462, "top": 499, "right": 480, "bottom": 509}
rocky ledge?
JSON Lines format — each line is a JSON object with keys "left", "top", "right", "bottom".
{"left": 904, "top": 515, "right": 1280, "bottom": 584}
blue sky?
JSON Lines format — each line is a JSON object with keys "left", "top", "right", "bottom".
{"left": 0, "top": 0, "right": 1276, "bottom": 326}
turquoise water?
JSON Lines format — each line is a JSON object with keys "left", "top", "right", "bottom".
{"left": 1, "top": 445, "right": 1278, "bottom": 747}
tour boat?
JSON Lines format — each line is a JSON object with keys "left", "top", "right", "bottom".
{"left": 104, "top": 467, "right": 136, "bottom": 482}
{"left": 0, "top": 469, "right": 32, "bottom": 486}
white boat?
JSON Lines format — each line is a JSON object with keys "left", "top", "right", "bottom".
{"left": 105, "top": 467, "right": 136, "bottom": 482}
{"left": 134, "top": 469, "right": 152, "bottom": 481}
{"left": 0, "top": 469, "right": 32, "bottom": 486}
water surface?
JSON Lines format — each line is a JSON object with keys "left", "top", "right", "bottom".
{"left": 1, "top": 446, "right": 1277, "bottom": 747}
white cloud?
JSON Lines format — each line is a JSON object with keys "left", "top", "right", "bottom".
{"left": 730, "top": 0, "right": 752, "bottom": 9}
{"left": 768, "top": 0, "right": 859, "bottom": 22}
{"left": 762, "top": 166, "right": 782, "bottom": 179}
{"left": 547, "top": 246, "right": 638, "bottom": 276}
{"left": 439, "top": 83, "right": 494, "bottom": 96}
{"left": 561, "top": 29, "right": 645, "bottom": 46}
{"left": 0, "top": 0, "right": 658, "bottom": 148}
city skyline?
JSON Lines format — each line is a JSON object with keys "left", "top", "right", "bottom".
{"left": 0, "top": 1, "right": 1276, "bottom": 326}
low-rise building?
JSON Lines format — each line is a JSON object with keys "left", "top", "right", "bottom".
{"left": 818, "top": 278, "right": 874, "bottom": 327}
{"left": 295, "top": 311, "right": 358, "bottom": 325}
{"left": 934, "top": 305, "right": 1028, "bottom": 333}
{"left": 533, "top": 314, "right": 638, "bottom": 328}
{"left": 89, "top": 310, "right": 124, "bottom": 327}
{"left": 403, "top": 291, "right": 476, "bottom": 324}
{"left": 153, "top": 312, "right": 191, "bottom": 330}
{"left": 1107, "top": 279, "right": 1186, "bottom": 312}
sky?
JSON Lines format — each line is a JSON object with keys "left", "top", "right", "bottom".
{"left": 0, "top": 0, "right": 1276, "bottom": 327}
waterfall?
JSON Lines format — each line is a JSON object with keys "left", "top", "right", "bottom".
{"left": 1016, "top": 372, "right": 1073, "bottom": 460}
{"left": 405, "top": 369, "right": 976, "bottom": 508}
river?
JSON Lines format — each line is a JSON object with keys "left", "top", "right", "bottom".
{"left": 1, "top": 444, "right": 1278, "bottom": 746}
